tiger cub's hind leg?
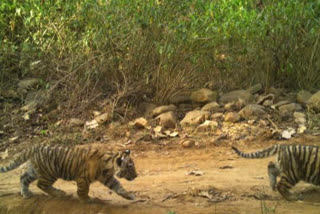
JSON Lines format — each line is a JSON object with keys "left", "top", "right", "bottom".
{"left": 277, "top": 175, "right": 300, "bottom": 201}
{"left": 268, "top": 161, "right": 280, "bottom": 191}
{"left": 37, "top": 177, "right": 66, "bottom": 197}
{"left": 20, "top": 171, "right": 37, "bottom": 199}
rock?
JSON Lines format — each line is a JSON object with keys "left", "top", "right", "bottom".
{"left": 271, "top": 100, "right": 289, "bottom": 109}
{"left": 68, "top": 118, "right": 85, "bottom": 127}
{"left": 259, "top": 119, "right": 270, "bottom": 126}
{"left": 178, "top": 103, "right": 193, "bottom": 111}
{"left": 297, "top": 90, "right": 312, "bottom": 105}
{"left": 190, "top": 88, "right": 218, "bottom": 103}
{"left": 224, "top": 112, "right": 240, "bottom": 123}
{"left": 297, "top": 125, "right": 307, "bottom": 134}
{"left": 92, "top": 111, "right": 101, "bottom": 117}
{"left": 152, "top": 104, "right": 176, "bottom": 117}
{"left": 282, "top": 128, "right": 296, "bottom": 140}
{"left": 169, "top": 94, "right": 191, "bottom": 104}
{"left": 201, "top": 102, "right": 220, "bottom": 112}
{"left": 21, "top": 103, "right": 37, "bottom": 112}
{"left": 0, "top": 149, "right": 8, "bottom": 160}
{"left": 1, "top": 90, "right": 19, "bottom": 99}
{"left": 85, "top": 119, "right": 99, "bottom": 130}
{"left": 180, "top": 140, "right": 195, "bottom": 148}
{"left": 129, "top": 117, "right": 149, "bottom": 129}
{"left": 156, "top": 111, "right": 177, "bottom": 128}
{"left": 294, "top": 112, "right": 306, "bottom": 124}
{"left": 219, "top": 90, "right": 252, "bottom": 104}
{"left": 247, "top": 83, "right": 262, "bottom": 94}
{"left": 139, "top": 102, "right": 157, "bottom": 118}
{"left": 18, "top": 78, "right": 41, "bottom": 90}
{"left": 95, "top": 113, "right": 110, "bottom": 124}
{"left": 263, "top": 100, "right": 273, "bottom": 106}
{"left": 257, "top": 94, "right": 275, "bottom": 105}
{"left": 180, "top": 110, "right": 210, "bottom": 127}
{"left": 224, "top": 102, "right": 235, "bottom": 111}
{"left": 239, "top": 104, "right": 266, "bottom": 119}
{"left": 278, "top": 103, "right": 299, "bottom": 115}
{"left": 197, "top": 120, "right": 218, "bottom": 131}
{"left": 9, "top": 136, "right": 19, "bottom": 143}
{"left": 211, "top": 112, "right": 224, "bottom": 120}
{"left": 307, "top": 91, "right": 320, "bottom": 113}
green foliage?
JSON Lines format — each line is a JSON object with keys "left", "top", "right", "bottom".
{"left": 1, "top": 0, "right": 320, "bottom": 107}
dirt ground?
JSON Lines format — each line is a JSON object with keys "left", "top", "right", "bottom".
{"left": 1, "top": 137, "right": 320, "bottom": 214}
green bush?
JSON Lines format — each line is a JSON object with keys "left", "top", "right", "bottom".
{"left": 1, "top": 0, "right": 319, "bottom": 110}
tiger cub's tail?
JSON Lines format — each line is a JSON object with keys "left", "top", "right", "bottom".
{"left": 0, "top": 146, "right": 36, "bottom": 172}
{"left": 232, "top": 145, "right": 279, "bottom": 159}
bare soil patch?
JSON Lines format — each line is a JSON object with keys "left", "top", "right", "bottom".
{"left": 1, "top": 137, "right": 320, "bottom": 214}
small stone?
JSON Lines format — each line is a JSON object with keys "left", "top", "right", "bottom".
{"left": 259, "top": 119, "right": 270, "bottom": 126}
{"left": 211, "top": 113, "right": 224, "bottom": 120}
{"left": 297, "top": 90, "right": 312, "bottom": 106}
{"left": 190, "top": 88, "right": 218, "bottom": 103}
{"left": 180, "top": 140, "right": 195, "bottom": 148}
{"left": 247, "top": 83, "right": 262, "bottom": 94}
{"left": 263, "top": 100, "right": 273, "bottom": 106}
{"left": 18, "top": 78, "right": 40, "bottom": 90}
{"left": 224, "top": 112, "right": 240, "bottom": 123}
{"left": 239, "top": 104, "right": 265, "bottom": 119}
{"left": 180, "top": 110, "right": 210, "bottom": 127}
{"left": 94, "top": 113, "right": 110, "bottom": 124}
{"left": 156, "top": 111, "right": 177, "bottom": 128}
{"left": 271, "top": 100, "right": 290, "bottom": 109}
{"left": 152, "top": 105, "right": 177, "bottom": 117}
{"left": 248, "top": 120, "right": 255, "bottom": 125}
{"left": 85, "top": 119, "right": 99, "bottom": 130}
{"left": 297, "top": 125, "right": 307, "bottom": 134}
{"left": 68, "top": 118, "right": 85, "bottom": 127}
{"left": 197, "top": 120, "right": 218, "bottom": 131}
{"left": 307, "top": 91, "right": 320, "bottom": 113}
{"left": 219, "top": 90, "right": 252, "bottom": 104}
{"left": 169, "top": 94, "right": 191, "bottom": 104}
{"left": 129, "top": 117, "right": 149, "bottom": 129}
{"left": 0, "top": 149, "right": 9, "bottom": 160}
{"left": 278, "top": 103, "right": 299, "bottom": 115}
{"left": 282, "top": 128, "right": 296, "bottom": 140}
{"left": 92, "top": 111, "right": 101, "bottom": 117}
{"left": 9, "top": 136, "right": 19, "bottom": 143}
{"left": 201, "top": 102, "right": 220, "bottom": 112}
{"left": 257, "top": 94, "right": 275, "bottom": 105}
{"left": 23, "top": 113, "right": 30, "bottom": 120}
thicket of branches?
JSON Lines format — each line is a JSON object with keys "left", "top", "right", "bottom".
{"left": 1, "top": 0, "right": 320, "bottom": 109}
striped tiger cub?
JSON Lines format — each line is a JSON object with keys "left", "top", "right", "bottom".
{"left": 232, "top": 144, "right": 320, "bottom": 201}
{"left": 0, "top": 145, "right": 137, "bottom": 202}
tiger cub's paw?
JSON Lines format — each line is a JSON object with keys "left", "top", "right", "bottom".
{"left": 51, "top": 189, "right": 67, "bottom": 197}
{"left": 21, "top": 191, "right": 33, "bottom": 199}
{"left": 123, "top": 192, "right": 135, "bottom": 200}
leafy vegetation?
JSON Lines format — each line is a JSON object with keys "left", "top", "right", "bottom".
{"left": 1, "top": 0, "right": 320, "bottom": 111}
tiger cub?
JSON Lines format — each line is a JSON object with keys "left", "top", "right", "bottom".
{"left": 232, "top": 144, "right": 320, "bottom": 201}
{"left": 0, "top": 145, "right": 137, "bottom": 202}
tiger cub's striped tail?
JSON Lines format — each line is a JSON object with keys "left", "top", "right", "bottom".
{"left": 0, "top": 147, "right": 35, "bottom": 173}
{"left": 232, "top": 145, "right": 279, "bottom": 159}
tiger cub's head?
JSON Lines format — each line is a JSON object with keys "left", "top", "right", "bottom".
{"left": 114, "top": 149, "right": 137, "bottom": 181}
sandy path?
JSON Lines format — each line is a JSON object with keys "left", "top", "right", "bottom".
{"left": 1, "top": 143, "right": 320, "bottom": 214}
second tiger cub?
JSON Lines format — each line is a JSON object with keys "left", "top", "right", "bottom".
{"left": 232, "top": 144, "right": 320, "bottom": 201}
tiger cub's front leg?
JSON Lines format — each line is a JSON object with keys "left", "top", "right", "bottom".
{"left": 76, "top": 178, "right": 91, "bottom": 202}
{"left": 268, "top": 161, "right": 280, "bottom": 191}
{"left": 104, "top": 177, "right": 135, "bottom": 200}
